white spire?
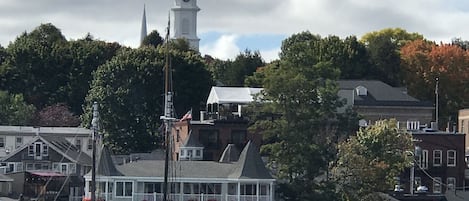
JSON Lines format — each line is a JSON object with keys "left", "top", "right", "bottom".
{"left": 140, "top": 4, "right": 147, "bottom": 45}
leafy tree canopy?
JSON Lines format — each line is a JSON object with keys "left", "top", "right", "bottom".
{"left": 36, "top": 103, "right": 80, "bottom": 127}
{"left": 333, "top": 119, "right": 413, "bottom": 201}
{"left": 141, "top": 30, "right": 164, "bottom": 48}
{"left": 360, "top": 28, "right": 424, "bottom": 86}
{"left": 0, "top": 91, "right": 36, "bottom": 125}
{"left": 401, "top": 40, "right": 469, "bottom": 127}
{"left": 247, "top": 31, "right": 358, "bottom": 200}
{"left": 83, "top": 46, "right": 212, "bottom": 154}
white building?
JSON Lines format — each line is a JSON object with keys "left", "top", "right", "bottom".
{"left": 84, "top": 141, "right": 276, "bottom": 201}
{"left": 172, "top": 0, "right": 200, "bottom": 51}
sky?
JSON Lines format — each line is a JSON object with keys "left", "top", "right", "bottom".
{"left": 1, "top": 0, "right": 469, "bottom": 62}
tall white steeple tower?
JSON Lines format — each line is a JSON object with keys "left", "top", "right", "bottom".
{"left": 140, "top": 4, "right": 147, "bottom": 45}
{"left": 171, "top": 0, "right": 200, "bottom": 51}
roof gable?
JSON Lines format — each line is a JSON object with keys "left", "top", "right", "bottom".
{"left": 229, "top": 141, "right": 273, "bottom": 179}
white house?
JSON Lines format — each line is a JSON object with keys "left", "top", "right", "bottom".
{"left": 84, "top": 141, "right": 276, "bottom": 201}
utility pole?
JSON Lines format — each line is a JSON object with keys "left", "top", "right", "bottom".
{"left": 91, "top": 102, "right": 99, "bottom": 201}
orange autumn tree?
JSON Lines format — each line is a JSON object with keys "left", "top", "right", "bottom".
{"left": 401, "top": 40, "right": 469, "bottom": 128}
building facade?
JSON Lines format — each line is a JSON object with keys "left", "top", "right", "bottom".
{"left": 172, "top": 0, "right": 200, "bottom": 51}
{"left": 84, "top": 142, "right": 276, "bottom": 201}
{"left": 338, "top": 80, "right": 434, "bottom": 129}
{"left": 399, "top": 129, "right": 466, "bottom": 195}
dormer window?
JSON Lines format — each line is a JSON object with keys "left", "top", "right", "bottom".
{"left": 355, "top": 86, "right": 367, "bottom": 96}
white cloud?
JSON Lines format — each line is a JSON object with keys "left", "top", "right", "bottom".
{"left": 200, "top": 34, "right": 240, "bottom": 60}
{"left": 260, "top": 48, "right": 280, "bottom": 63}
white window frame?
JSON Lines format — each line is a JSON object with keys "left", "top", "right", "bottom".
{"left": 447, "top": 150, "right": 456, "bottom": 167}
{"left": 15, "top": 137, "right": 23, "bottom": 148}
{"left": 115, "top": 181, "right": 133, "bottom": 197}
{"left": 433, "top": 177, "right": 442, "bottom": 193}
{"left": 433, "top": 150, "right": 442, "bottom": 166}
{"left": 75, "top": 139, "right": 82, "bottom": 150}
{"left": 87, "top": 139, "right": 93, "bottom": 150}
{"left": 447, "top": 177, "right": 456, "bottom": 190}
{"left": 28, "top": 145, "right": 34, "bottom": 156}
{"left": 419, "top": 150, "right": 428, "bottom": 169}
{"left": 42, "top": 144, "right": 48, "bottom": 156}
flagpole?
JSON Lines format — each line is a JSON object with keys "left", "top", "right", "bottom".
{"left": 435, "top": 77, "right": 439, "bottom": 127}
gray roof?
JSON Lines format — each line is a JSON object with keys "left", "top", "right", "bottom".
{"left": 97, "top": 145, "right": 123, "bottom": 176}
{"left": 2, "top": 135, "right": 92, "bottom": 166}
{"left": 115, "top": 142, "right": 273, "bottom": 180}
{"left": 219, "top": 144, "right": 240, "bottom": 163}
{"left": 338, "top": 80, "right": 432, "bottom": 107}
{"left": 229, "top": 141, "right": 273, "bottom": 179}
{"left": 182, "top": 130, "right": 203, "bottom": 147}
{"left": 41, "top": 135, "right": 92, "bottom": 165}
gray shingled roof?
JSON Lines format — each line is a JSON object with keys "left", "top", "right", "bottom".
{"left": 41, "top": 135, "right": 92, "bottom": 166}
{"left": 219, "top": 144, "right": 240, "bottom": 163}
{"left": 229, "top": 141, "right": 273, "bottom": 179}
{"left": 97, "top": 145, "right": 123, "bottom": 176}
{"left": 182, "top": 130, "right": 203, "bottom": 147}
{"left": 115, "top": 142, "right": 273, "bottom": 180}
{"left": 338, "top": 80, "right": 432, "bottom": 107}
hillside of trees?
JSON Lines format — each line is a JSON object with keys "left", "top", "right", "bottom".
{"left": 1, "top": 23, "right": 469, "bottom": 200}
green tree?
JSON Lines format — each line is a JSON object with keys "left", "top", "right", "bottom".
{"left": 333, "top": 119, "right": 413, "bottom": 201}
{"left": 83, "top": 47, "right": 212, "bottom": 154}
{"left": 65, "top": 35, "right": 121, "bottom": 114}
{"left": 223, "top": 49, "right": 264, "bottom": 86}
{"left": 141, "top": 30, "right": 164, "bottom": 48}
{"left": 0, "top": 45, "right": 6, "bottom": 66}
{"left": 360, "top": 28, "right": 424, "bottom": 86}
{"left": 0, "top": 23, "right": 68, "bottom": 109}
{"left": 248, "top": 32, "right": 359, "bottom": 200}
{"left": 0, "top": 91, "right": 36, "bottom": 125}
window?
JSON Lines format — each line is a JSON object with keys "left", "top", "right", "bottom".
{"left": 231, "top": 130, "right": 247, "bottom": 148}
{"left": 116, "top": 181, "right": 133, "bottom": 197}
{"left": 61, "top": 164, "right": 67, "bottom": 174}
{"left": 240, "top": 184, "right": 256, "bottom": 195}
{"left": 419, "top": 150, "right": 428, "bottom": 169}
{"left": 28, "top": 145, "right": 34, "bottom": 156}
{"left": 0, "top": 137, "right": 4, "bottom": 148}
{"left": 75, "top": 139, "right": 82, "bottom": 150}
{"left": 181, "top": 18, "right": 189, "bottom": 34}
{"left": 181, "top": 149, "right": 186, "bottom": 157}
{"left": 415, "top": 177, "right": 422, "bottom": 188}
{"left": 16, "top": 137, "right": 23, "bottom": 148}
{"left": 42, "top": 144, "right": 48, "bottom": 156}
{"left": 195, "top": 149, "right": 201, "bottom": 157}
{"left": 188, "top": 150, "right": 193, "bottom": 158}
{"left": 199, "top": 130, "right": 219, "bottom": 149}
{"left": 69, "top": 163, "right": 76, "bottom": 174}
{"left": 447, "top": 150, "right": 456, "bottom": 167}
{"left": 433, "top": 177, "right": 442, "bottom": 193}
{"left": 26, "top": 163, "right": 33, "bottom": 170}
{"left": 87, "top": 139, "right": 93, "bottom": 150}
{"left": 176, "top": 130, "right": 180, "bottom": 142}
{"left": 433, "top": 150, "right": 442, "bottom": 166}
{"left": 144, "top": 182, "right": 161, "bottom": 193}
{"left": 447, "top": 177, "right": 456, "bottom": 190}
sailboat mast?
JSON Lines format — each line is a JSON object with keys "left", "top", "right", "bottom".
{"left": 162, "top": 13, "right": 173, "bottom": 201}
{"left": 91, "top": 102, "right": 99, "bottom": 201}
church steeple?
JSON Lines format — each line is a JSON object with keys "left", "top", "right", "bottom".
{"left": 171, "top": 0, "right": 200, "bottom": 51}
{"left": 140, "top": 4, "right": 148, "bottom": 45}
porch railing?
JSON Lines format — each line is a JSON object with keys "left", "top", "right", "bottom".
{"left": 133, "top": 193, "right": 271, "bottom": 201}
